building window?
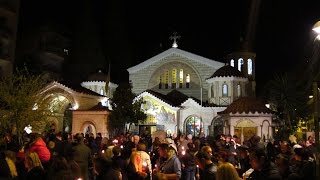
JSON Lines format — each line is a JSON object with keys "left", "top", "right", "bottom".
{"left": 179, "top": 69, "right": 183, "bottom": 88}
{"left": 165, "top": 70, "right": 169, "bottom": 89}
{"left": 100, "top": 88, "right": 104, "bottom": 95}
{"left": 238, "top": 58, "right": 244, "bottom": 71}
{"left": 186, "top": 74, "right": 190, "bottom": 88}
{"left": 222, "top": 84, "right": 228, "bottom": 97}
{"left": 211, "top": 84, "right": 214, "bottom": 97}
{"left": 237, "top": 84, "right": 241, "bottom": 97}
{"left": 230, "top": 59, "right": 234, "bottom": 67}
{"left": 185, "top": 116, "right": 202, "bottom": 137}
{"left": 159, "top": 75, "right": 162, "bottom": 89}
{"left": 172, "top": 68, "right": 177, "bottom": 89}
{"left": 248, "top": 59, "right": 253, "bottom": 75}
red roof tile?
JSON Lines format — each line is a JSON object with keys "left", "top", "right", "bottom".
{"left": 218, "top": 97, "right": 273, "bottom": 114}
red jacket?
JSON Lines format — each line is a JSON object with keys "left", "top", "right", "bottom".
{"left": 29, "top": 137, "right": 51, "bottom": 162}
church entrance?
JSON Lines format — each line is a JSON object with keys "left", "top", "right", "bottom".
{"left": 82, "top": 122, "right": 97, "bottom": 138}
{"left": 184, "top": 116, "right": 202, "bottom": 137}
{"left": 234, "top": 119, "right": 257, "bottom": 143}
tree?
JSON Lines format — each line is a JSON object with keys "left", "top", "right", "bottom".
{"left": 0, "top": 68, "right": 53, "bottom": 145}
{"left": 263, "top": 73, "right": 308, "bottom": 134}
{"left": 108, "top": 82, "right": 147, "bottom": 135}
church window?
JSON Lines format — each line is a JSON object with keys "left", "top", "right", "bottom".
{"left": 238, "top": 58, "right": 244, "bottom": 71}
{"left": 186, "top": 74, "right": 190, "bottom": 88}
{"left": 165, "top": 70, "right": 169, "bottom": 89}
{"left": 185, "top": 116, "right": 202, "bottom": 137}
{"left": 211, "top": 84, "right": 214, "bottom": 97}
{"left": 172, "top": 68, "right": 177, "bottom": 89}
{"left": 237, "top": 84, "right": 241, "bottom": 97}
{"left": 159, "top": 75, "right": 162, "bottom": 89}
{"left": 100, "top": 88, "right": 104, "bottom": 95}
{"left": 179, "top": 69, "right": 183, "bottom": 88}
{"left": 230, "top": 59, "right": 234, "bottom": 67}
{"left": 248, "top": 59, "right": 253, "bottom": 75}
{"left": 222, "top": 84, "right": 228, "bottom": 97}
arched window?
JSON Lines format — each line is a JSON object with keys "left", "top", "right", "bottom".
{"left": 185, "top": 116, "right": 202, "bottom": 137}
{"left": 172, "top": 68, "right": 177, "bottom": 89}
{"left": 100, "top": 88, "right": 104, "bottom": 95}
{"left": 186, "top": 74, "right": 190, "bottom": 88}
{"left": 238, "top": 58, "right": 244, "bottom": 71}
{"left": 248, "top": 59, "right": 253, "bottom": 75}
{"left": 237, "top": 84, "right": 241, "bottom": 97}
{"left": 230, "top": 59, "right": 235, "bottom": 67}
{"left": 165, "top": 70, "right": 169, "bottom": 89}
{"left": 159, "top": 75, "right": 162, "bottom": 89}
{"left": 179, "top": 69, "right": 183, "bottom": 88}
{"left": 211, "top": 84, "right": 214, "bottom": 97}
{"left": 222, "top": 84, "right": 228, "bottom": 97}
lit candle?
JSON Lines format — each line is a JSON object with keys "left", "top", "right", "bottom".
{"left": 120, "top": 145, "right": 123, "bottom": 149}
{"left": 102, "top": 150, "right": 105, "bottom": 153}
{"left": 182, "top": 146, "right": 185, "bottom": 150}
{"left": 182, "top": 150, "right": 186, "bottom": 155}
{"left": 142, "top": 161, "right": 147, "bottom": 173}
{"left": 196, "top": 165, "right": 199, "bottom": 174}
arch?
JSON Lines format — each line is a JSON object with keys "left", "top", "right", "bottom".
{"left": 38, "top": 87, "right": 77, "bottom": 111}
{"left": 235, "top": 119, "right": 256, "bottom": 127}
{"left": 248, "top": 59, "right": 253, "bottom": 75}
{"left": 237, "top": 84, "right": 241, "bottom": 97}
{"left": 211, "top": 116, "right": 224, "bottom": 137}
{"left": 222, "top": 83, "right": 228, "bottom": 97}
{"left": 184, "top": 115, "right": 203, "bottom": 137}
{"left": 238, "top": 58, "right": 244, "bottom": 71}
{"left": 147, "top": 60, "right": 203, "bottom": 90}
{"left": 230, "top": 59, "right": 234, "bottom": 67}
{"left": 81, "top": 121, "right": 97, "bottom": 138}
{"left": 261, "top": 120, "right": 271, "bottom": 140}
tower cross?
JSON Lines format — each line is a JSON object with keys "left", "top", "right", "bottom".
{"left": 169, "top": 32, "right": 181, "bottom": 48}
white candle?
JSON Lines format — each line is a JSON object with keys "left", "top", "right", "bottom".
{"left": 102, "top": 150, "right": 105, "bottom": 153}
{"left": 196, "top": 165, "right": 199, "bottom": 174}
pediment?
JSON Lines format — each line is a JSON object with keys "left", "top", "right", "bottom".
{"left": 127, "top": 48, "right": 224, "bottom": 74}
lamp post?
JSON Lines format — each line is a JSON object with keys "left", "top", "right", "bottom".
{"left": 312, "top": 21, "right": 320, "bottom": 178}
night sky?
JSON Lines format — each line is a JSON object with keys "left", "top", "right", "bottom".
{"left": 16, "top": 0, "right": 320, "bottom": 95}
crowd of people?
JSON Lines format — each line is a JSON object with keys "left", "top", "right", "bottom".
{"left": 0, "top": 130, "right": 318, "bottom": 180}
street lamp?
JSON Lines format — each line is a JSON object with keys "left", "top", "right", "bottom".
{"left": 312, "top": 21, "right": 320, "bottom": 178}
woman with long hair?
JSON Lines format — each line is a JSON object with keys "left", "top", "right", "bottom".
{"left": 216, "top": 162, "right": 241, "bottom": 180}
{"left": 24, "top": 151, "right": 46, "bottom": 180}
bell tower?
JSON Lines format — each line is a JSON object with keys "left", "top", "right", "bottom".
{"left": 226, "top": 0, "right": 261, "bottom": 96}
{"left": 0, "top": 0, "right": 20, "bottom": 77}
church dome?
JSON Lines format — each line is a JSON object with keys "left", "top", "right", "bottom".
{"left": 87, "top": 70, "right": 107, "bottom": 82}
{"left": 209, "top": 65, "right": 245, "bottom": 78}
{"left": 218, "top": 97, "right": 273, "bottom": 114}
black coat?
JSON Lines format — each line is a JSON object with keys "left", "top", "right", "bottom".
{"left": 249, "top": 162, "right": 282, "bottom": 180}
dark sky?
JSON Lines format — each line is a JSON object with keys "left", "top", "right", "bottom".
{"left": 16, "top": 0, "right": 320, "bottom": 95}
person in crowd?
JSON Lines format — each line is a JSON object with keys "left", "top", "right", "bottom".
{"left": 275, "top": 154, "right": 291, "bottom": 180}
{"left": 154, "top": 143, "right": 181, "bottom": 180}
{"left": 0, "top": 150, "right": 18, "bottom": 179}
{"left": 26, "top": 133, "right": 51, "bottom": 169}
{"left": 237, "top": 145, "right": 251, "bottom": 176}
{"left": 24, "top": 151, "right": 46, "bottom": 180}
{"left": 94, "top": 156, "right": 122, "bottom": 180}
{"left": 47, "top": 155, "right": 74, "bottom": 180}
{"left": 180, "top": 142, "right": 196, "bottom": 180}
{"left": 227, "top": 138, "right": 239, "bottom": 165}
{"left": 126, "top": 151, "right": 149, "bottom": 180}
{"left": 216, "top": 162, "right": 241, "bottom": 180}
{"left": 71, "top": 133, "right": 93, "bottom": 180}
{"left": 248, "top": 146, "right": 282, "bottom": 180}
{"left": 137, "top": 142, "right": 152, "bottom": 178}
{"left": 289, "top": 147, "right": 315, "bottom": 179}
{"left": 195, "top": 151, "right": 217, "bottom": 179}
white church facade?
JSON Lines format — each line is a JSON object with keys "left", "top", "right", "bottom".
{"left": 128, "top": 47, "right": 274, "bottom": 142}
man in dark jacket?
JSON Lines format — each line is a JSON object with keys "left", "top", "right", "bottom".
{"left": 72, "top": 133, "right": 93, "bottom": 180}
{"left": 195, "top": 151, "right": 217, "bottom": 180}
{"left": 248, "top": 146, "right": 282, "bottom": 180}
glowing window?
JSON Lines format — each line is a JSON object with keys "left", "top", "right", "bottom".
{"left": 230, "top": 59, "right": 234, "bottom": 67}
{"left": 186, "top": 74, "right": 190, "bottom": 88}
{"left": 185, "top": 116, "right": 202, "bottom": 137}
{"left": 248, "top": 59, "right": 253, "bottom": 75}
{"left": 179, "top": 69, "right": 183, "bottom": 88}
{"left": 222, "top": 84, "right": 228, "bottom": 97}
{"left": 237, "top": 84, "right": 241, "bottom": 97}
{"left": 238, "top": 58, "right": 244, "bottom": 71}
{"left": 172, "top": 68, "right": 177, "bottom": 89}
{"left": 165, "top": 70, "right": 169, "bottom": 89}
